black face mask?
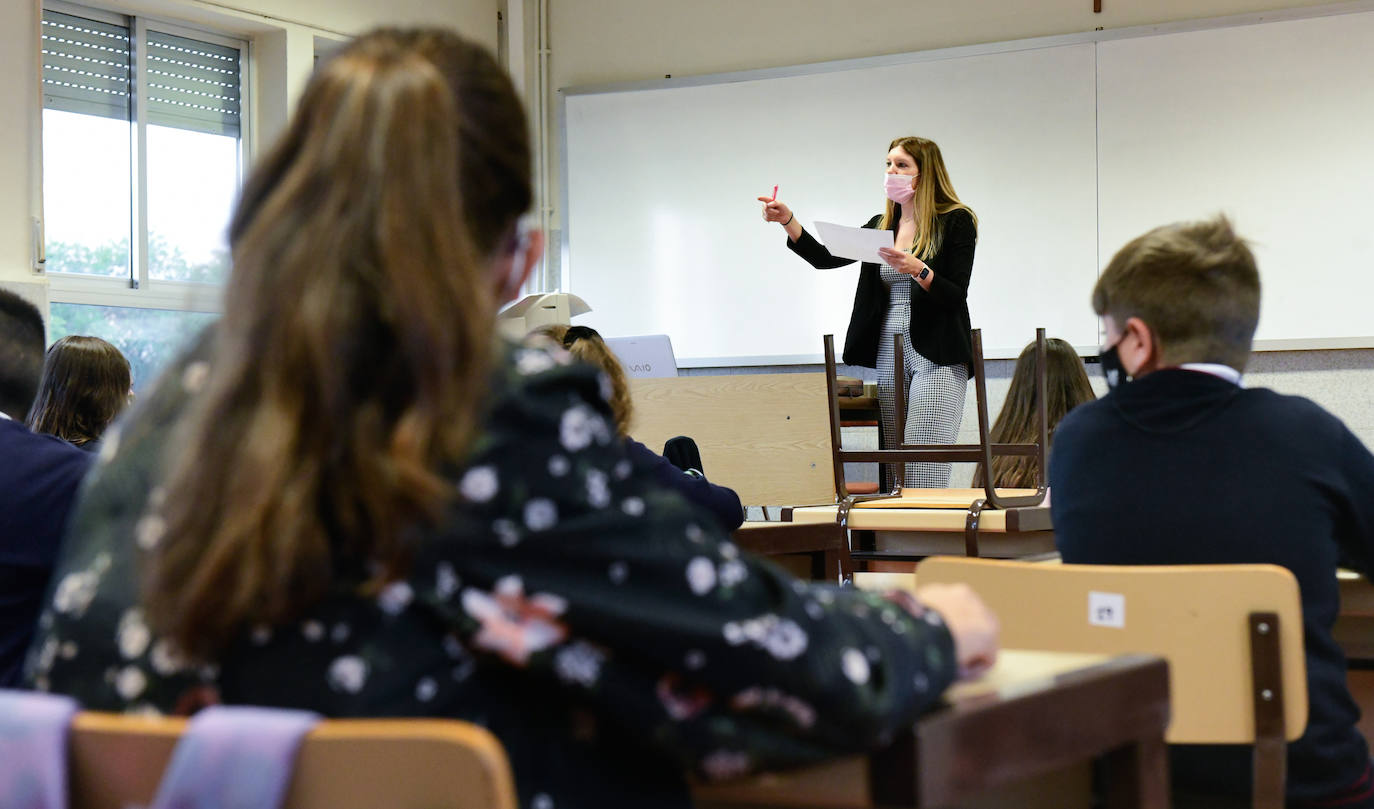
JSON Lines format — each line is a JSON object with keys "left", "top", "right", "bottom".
{"left": 1099, "top": 340, "right": 1129, "bottom": 391}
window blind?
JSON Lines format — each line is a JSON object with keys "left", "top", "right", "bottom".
{"left": 42, "top": 10, "right": 241, "bottom": 138}
{"left": 146, "top": 29, "right": 241, "bottom": 138}
{"left": 41, "top": 10, "right": 131, "bottom": 120}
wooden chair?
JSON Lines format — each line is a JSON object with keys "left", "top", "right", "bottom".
{"left": 822, "top": 328, "right": 1049, "bottom": 508}
{"left": 66, "top": 714, "right": 518, "bottom": 809}
{"left": 867, "top": 558, "right": 1307, "bottom": 809}
{"left": 821, "top": 328, "right": 1052, "bottom": 565}
{"left": 833, "top": 375, "right": 880, "bottom": 495}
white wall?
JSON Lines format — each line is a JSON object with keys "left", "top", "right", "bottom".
{"left": 551, "top": 0, "right": 1342, "bottom": 87}
{"left": 0, "top": 0, "right": 499, "bottom": 287}
{"left": 0, "top": 1, "right": 43, "bottom": 288}
{"left": 546, "top": 0, "right": 1351, "bottom": 274}
{"left": 550, "top": 0, "right": 1374, "bottom": 448}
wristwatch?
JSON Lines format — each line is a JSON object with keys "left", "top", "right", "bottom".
{"left": 917, "top": 266, "right": 930, "bottom": 281}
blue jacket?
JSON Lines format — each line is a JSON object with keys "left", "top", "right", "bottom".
{"left": 0, "top": 416, "right": 92, "bottom": 686}
{"left": 625, "top": 438, "right": 744, "bottom": 532}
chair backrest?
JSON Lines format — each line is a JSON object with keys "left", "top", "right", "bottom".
{"left": 67, "top": 713, "right": 519, "bottom": 809}
{"left": 630, "top": 373, "right": 833, "bottom": 506}
{"left": 862, "top": 558, "right": 1307, "bottom": 744}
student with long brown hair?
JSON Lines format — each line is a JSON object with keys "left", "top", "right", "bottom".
{"left": 26, "top": 335, "right": 131, "bottom": 450}
{"left": 762, "top": 137, "right": 977, "bottom": 489}
{"left": 27, "top": 29, "right": 997, "bottom": 809}
{"left": 971, "top": 338, "right": 1095, "bottom": 490}
{"left": 562, "top": 324, "right": 743, "bottom": 531}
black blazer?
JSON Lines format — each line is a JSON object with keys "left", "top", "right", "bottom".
{"left": 786, "top": 208, "right": 976, "bottom": 373}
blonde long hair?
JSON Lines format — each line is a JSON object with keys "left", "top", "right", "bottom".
{"left": 877, "top": 136, "right": 977, "bottom": 260}
{"left": 146, "top": 29, "right": 532, "bottom": 659}
{"left": 562, "top": 326, "right": 634, "bottom": 437}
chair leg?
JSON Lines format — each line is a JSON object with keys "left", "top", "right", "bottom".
{"left": 823, "top": 335, "right": 851, "bottom": 500}
{"left": 1102, "top": 735, "right": 1170, "bottom": 809}
{"left": 964, "top": 499, "right": 986, "bottom": 557}
{"left": 1249, "top": 612, "right": 1287, "bottom": 809}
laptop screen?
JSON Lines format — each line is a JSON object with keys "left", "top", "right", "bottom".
{"left": 604, "top": 335, "right": 678, "bottom": 378}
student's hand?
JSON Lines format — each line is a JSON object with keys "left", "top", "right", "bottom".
{"left": 913, "top": 583, "right": 999, "bottom": 680}
{"left": 757, "top": 197, "right": 792, "bottom": 225}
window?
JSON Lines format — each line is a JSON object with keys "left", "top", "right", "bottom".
{"left": 48, "top": 303, "right": 216, "bottom": 392}
{"left": 40, "top": 3, "right": 246, "bottom": 382}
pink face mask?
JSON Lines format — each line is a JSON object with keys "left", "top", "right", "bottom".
{"left": 884, "top": 173, "right": 916, "bottom": 205}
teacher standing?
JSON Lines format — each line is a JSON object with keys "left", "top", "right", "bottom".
{"left": 760, "top": 136, "right": 977, "bottom": 488}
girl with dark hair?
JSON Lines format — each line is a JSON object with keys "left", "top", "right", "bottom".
{"left": 26, "top": 335, "right": 131, "bottom": 450}
{"left": 762, "top": 137, "right": 977, "bottom": 489}
{"left": 27, "top": 29, "right": 996, "bottom": 809}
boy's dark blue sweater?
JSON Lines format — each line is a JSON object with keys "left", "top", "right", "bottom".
{"left": 0, "top": 416, "right": 91, "bottom": 687}
{"left": 1050, "top": 368, "right": 1374, "bottom": 805}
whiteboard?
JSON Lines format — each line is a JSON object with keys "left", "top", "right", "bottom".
{"left": 563, "top": 4, "right": 1374, "bottom": 366}
{"left": 1097, "top": 10, "right": 1374, "bottom": 346}
{"left": 563, "top": 42, "right": 1100, "bottom": 366}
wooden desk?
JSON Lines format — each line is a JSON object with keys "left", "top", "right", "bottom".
{"left": 733, "top": 521, "right": 847, "bottom": 582}
{"left": 630, "top": 373, "right": 835, "bottom": 507}
{"left": 693, "top": 651, "right": 1170, "bottom": 809}
{"left": 789, "top": 489, "right": 1054, "bottom": 563}
{"left": 837, "top": 395, "right": 880, "bottom": 427}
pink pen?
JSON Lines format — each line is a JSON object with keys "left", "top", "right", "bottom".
{"left": 771, "top": 185, "right": 778, "bottom": 202}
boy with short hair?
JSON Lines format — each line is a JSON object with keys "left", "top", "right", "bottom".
{"left": 1051, "top": 216, "right": 1374, "bottom": 807}
{"left": 0, "top": 289, "right": 91, "bottom": 687}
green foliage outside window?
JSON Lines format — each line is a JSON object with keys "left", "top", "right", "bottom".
{"left": 47, "top": 234, "right": 223, "bottom": 391}
{"left": 46, "top": 232, "right": 230, "bottom": 284}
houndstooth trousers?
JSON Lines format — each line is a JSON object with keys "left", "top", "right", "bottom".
{"left": 876, "top": 267, "right": 969, "bottom": 488}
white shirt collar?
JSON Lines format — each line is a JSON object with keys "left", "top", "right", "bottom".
{"left": 0, "top": 410, "right": 11, "bottom": 421}
{"left": 1179, "top": 363, "right": 1243, "bottom": 387}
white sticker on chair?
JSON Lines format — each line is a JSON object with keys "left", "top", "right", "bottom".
{"left": 1088, "top": 591, "right": 1126, "bottom": 629}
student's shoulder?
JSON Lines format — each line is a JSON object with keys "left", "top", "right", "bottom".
{"left": 476, "top": 335, "right": 618, "bottom": 452}
{"left": 1047, "top": 400, "right": 1118, "bottom": 479}
{"left": 1053, "top": 395, "right": 1114, "bottom": 439}
{"left": 1238, "top": 387, "right": 1352, "bottom": 441}
{"left": 495, "top": 333, "right": 610, "bottom": 407}
{"left": 0, "top": 418, "right": 89, "bottom": 473}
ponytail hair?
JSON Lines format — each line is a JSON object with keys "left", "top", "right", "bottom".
{"left": 146, "top": 29, "right": 533, "bottom": 660}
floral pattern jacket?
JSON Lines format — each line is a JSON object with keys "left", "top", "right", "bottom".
{"left": 24, "top": 334, "right": 958, "bottom": 809}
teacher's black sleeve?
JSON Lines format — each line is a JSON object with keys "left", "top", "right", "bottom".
{"left": 921, "top": 209, "right": 976, "bottom": 310}
{"left": 785, "top": 215, "right": 883, "bottom": 271}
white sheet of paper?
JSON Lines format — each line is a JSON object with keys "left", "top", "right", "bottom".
{"left": 813, "top": 221, "right": 894, "bottom": 265}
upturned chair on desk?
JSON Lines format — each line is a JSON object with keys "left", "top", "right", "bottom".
{"left": 821, "top": 328, "right": 1052, "bottom": 561}
{"left": 878, "top": 558, "right": 1308, "bottom": 809}
{"left": 0, "top": 694, "right": 518, "bottom": 809}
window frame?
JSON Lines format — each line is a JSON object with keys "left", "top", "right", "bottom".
{"left": 42, "top": 0, "right": 251, "bottom": 315}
